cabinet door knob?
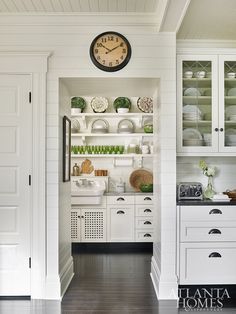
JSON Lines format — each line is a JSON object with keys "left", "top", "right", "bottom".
{"left": 209, "top": 208, "right": 222, "bottom": 215}
{"left": 144, "top": 208, "right": 152, "bottom": 213}
{"left": 214, "top": 127, "right": 219, "bottom": 132}
{"left": 144, "top": 233, "right": 151, "bottom": 237}
{"left": 209, "top": 252, "right": 221, "bottom": 258}
{"left": 144, "top": 197, "right": 152, "bottom": 201}
{"left": 208, "top": 228, "right": 221, "bottom": 234}
{"left": 81, "top": 215, "right": 84, "bottom": 218}
{"left": 144, "top": 221, "right": 152, "bottom": 225}
{"left": 117, "top": 197, "right": 125, "bottom": 201}
{"left": 78, "top": 215, "right": 81, "bottom": 218}
{"left": 117, "top": 210, "right": 125, "bottom": 214}
{"left": 220, "top": 128, "right": 224, "bottom": 132}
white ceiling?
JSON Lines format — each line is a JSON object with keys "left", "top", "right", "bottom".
{"left": 0, "top": 0, "right": 159, "bottom": 13}
{"left": 177, "top": 0, "right": 236, "bottom": 40}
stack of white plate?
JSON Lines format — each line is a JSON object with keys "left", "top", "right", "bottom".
{"left": 183, "top": 128, "right": 203, "bottom": 146}
{"left": 229, "top": 114, "right": 236, "bottom": 121}
{"left": 225, "top": 105, "right": 236, "bottom": 121}
{"left": 183, "top": 105, "right": 202, "bottom": 121}
{"left": 225, "top": 129, "right": 236, "bottom": 146}
{"left": 203, "top": 133, "right": 212, "bottom": 146}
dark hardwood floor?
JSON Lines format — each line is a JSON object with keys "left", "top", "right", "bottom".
{"left": 62, "top": 252, "right": 160, "bottom": 313}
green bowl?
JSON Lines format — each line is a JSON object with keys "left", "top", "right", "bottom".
{"left": 144, "top": 124, "right": 153, "bottom": 133}
{"left": 140, "top": 183, "right": 153, "bottom": 193}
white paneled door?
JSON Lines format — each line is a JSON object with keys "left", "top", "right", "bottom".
{"left": 0, "top": 74, "right": 32, "bottom": 296}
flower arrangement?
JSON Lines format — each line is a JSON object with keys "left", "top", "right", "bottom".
{"left": 199, "top": 160, "right": 216, "bottom": 199}
{"left": 199, "top": 160, "right": 216, "bottom": 177}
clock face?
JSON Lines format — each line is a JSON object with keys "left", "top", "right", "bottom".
{"left": 90, "top": 31, "right": 131, "bottom": 72}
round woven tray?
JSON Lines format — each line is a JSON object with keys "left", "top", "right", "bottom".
{"left": 129, "top": 169, "right": 153, "bottom": 191}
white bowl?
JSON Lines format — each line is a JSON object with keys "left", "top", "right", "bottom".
{"left": 195, "top": 71, "right": 206, "bottom": 78}
{"left": 227, "top": 72, "right": 235, "bottom": 79}
{"left": 117, "top": 108, "right": 129, "bottom": 113}
{"left": 184, "top": 71, "right": 193, "bottom": 78}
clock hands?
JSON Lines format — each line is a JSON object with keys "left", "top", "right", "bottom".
{"left": 105, "top": 44, "right": 121, "bottom": 54}
{"left": 101, "top": 43, "right": 111, "bottom": 52}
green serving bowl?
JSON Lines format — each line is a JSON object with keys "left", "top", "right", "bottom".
{"left": 140, "top": 183, "right": 153, "bottom": 193}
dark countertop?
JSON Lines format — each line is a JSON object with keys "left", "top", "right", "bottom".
{"left": 177, "top": 199, "right": 236, "bottom": 206}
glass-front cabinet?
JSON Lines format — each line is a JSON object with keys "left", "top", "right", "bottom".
{"left": 219, "top": 55, "right": 236, "bottom": 152}
{"left": 177, "top": 54, "right": 236, "bottom": 155}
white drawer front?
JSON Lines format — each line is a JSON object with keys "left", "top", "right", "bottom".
{"left": 107, "top": 195, "right": 134, "bottom": 205}
{"left": 135, "top": 205, "right": 153, "bottom": 217}
{"left": 135, "top": 194, "right": 153, "bottom": 205}
{"left": 180, "top": 243, "right": 236, "bottom": 284}
{"left": 135, "top": 230, "right": 153, "bottom": 242}
{"left": 181, "top": 222, "right": 236, "bottom": 242}
{"left": 135, "top": 217, "right": 153, "bottom": 229}
{"left": 180, "top": 205, "right": 236, "bottom": 221}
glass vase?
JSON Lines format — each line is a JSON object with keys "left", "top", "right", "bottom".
{"left": 204, "top": 176, "right": 215, "bottom": 199}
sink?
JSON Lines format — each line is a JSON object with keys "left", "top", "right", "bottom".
{"left": 71, "top": 179, "right": 106, "bottom": 205}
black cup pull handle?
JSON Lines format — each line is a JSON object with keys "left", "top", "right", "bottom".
{"left": 220, "top": 128, "right": 224, "bottom": 132}
{"left": 144, "top": 221, "right": 152, "bottom": 225}
{"left": 144, "top": 197, "right": 152, "bottom": 201}
{"left": 117, "top": 210, "right": 125, "bottom": 214}
{"left": 208, "top": 228, "right": 221, "bottom": 234}
{"left": 209, "top": 209, "right": 222, "bottom": 215}
{"left": 144, "top": 208, "right": 152, "bottom": 213}
{"left": 117, "top": 197, "right": 125, "bottom": 201}
{"left": 215, "top": 127, "right": 219, "bottom": 132}
{"left": 209, "top": 252, "right": 222, "bottom": 258}
{"left": 144, "top": 233, "right": 151, "bottom": 237}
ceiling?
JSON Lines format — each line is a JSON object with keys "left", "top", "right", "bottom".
{"left": 177, "top": 0, "right": 236, "bottom": 40}
{"left": 0, "top": 0, "right": 159, "bottom": 13}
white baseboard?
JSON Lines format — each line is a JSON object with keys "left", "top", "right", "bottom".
{"left": 60, "top": 256, "right": 74, "bottom": 299}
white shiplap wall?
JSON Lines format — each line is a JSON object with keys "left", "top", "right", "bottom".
{"left": 0, "top": 15, "right": 176, "bottom": 299}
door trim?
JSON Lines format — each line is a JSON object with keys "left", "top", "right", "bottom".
{"left": 0, "top": 52, "right": 50, "bottom": 298}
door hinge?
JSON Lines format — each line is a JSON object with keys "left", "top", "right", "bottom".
{"left": 29, "top": 257, "right": 31, "bottom": 269}
{"left": 29, "top": 175, "right": 31, "bottom": 186}
{"left": 29, "top": 92, "right": 32, "bottom": 103}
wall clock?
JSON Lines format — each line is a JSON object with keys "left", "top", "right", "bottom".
{"left": 89, "top": 31, "right": 132, "bottom": 72}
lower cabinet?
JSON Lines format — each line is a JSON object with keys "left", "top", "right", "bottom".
{"left": 177, "top": 205, "right": 236, "bottom": 285}
{"left": 71, "top": 193, "right": 154, "bottom": 243}
{"left": 71, "top": 207, "right": 106, "bottom": 242}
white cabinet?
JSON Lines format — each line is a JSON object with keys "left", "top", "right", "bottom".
{"left": 71, "top": 207, "right": 106, "bottom": 242}
{"left": 134, "top": 194, "right": 154, "bottom": 242}
{"left": 177, "top": 53, "right": 236, "bottom": 155}
{"left": 178, "top": 205, "right": 236, "bottom": 284}
{"left": 107, "top": 195, "right": 134, "bottom": 242}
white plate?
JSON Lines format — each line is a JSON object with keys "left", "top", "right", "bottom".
{"left": 137, "top": 97, "right": 153, "bottom": 113}
{"left": 225, "top": 105, "right": 236, "bottom": 119}
{"left": 71, "top": 118, "right": 80, "bottom": 133}
{"left": 183, "top": 105, "right": 202, "bottom": 115}
{"left": 184, "top": 88, "right": 201, "bottom": 97}
{"left": 183, "top": 128, "right": 202, "bottom": 140}
{"left": 90, "top": 97, "right": 109, "bottom": 113}
{"left": 228, "top": 88, "right": 236, "bottom": 96}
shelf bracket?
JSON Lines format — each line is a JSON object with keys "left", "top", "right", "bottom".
{"left": 137, "top": 157, "right": 143, "bottom": 168}
{"left": 81, "top": 136, "right": 86, "bottom": 144}
{"left": 81, "top": 116, "right": 87, "bottom": 129}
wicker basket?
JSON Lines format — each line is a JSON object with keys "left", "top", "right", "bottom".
{"left": 223, "top": 190, "right": 236, "bottom": 200}
{"left": 129, "top": 169, "right": 153, "bottom": 191}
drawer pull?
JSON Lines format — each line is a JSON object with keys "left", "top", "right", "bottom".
{"left": 208, "top": 228, "right": 221, "bottom": 234}
{"left": 144, "top": 208, "right": 152, "bottom": 213}
{"left": 144, "top": 197, "right": 152, "bottom": 201}
{"left": 144, "top": 221, "right": 152, "bottom": 225}
{"left": 209, "top": 208, "right": 222, "bottom": 215}
{"left": 144, "top": 233, "right": 152, "bottom": 237}
{"left": 117, "top": 197, "right": 125, "bottom": 201}
{"left": 117, "top": 210, "right": 125, "bottom": 214}
{"left": 209, "top": 252, "right": 222, "bottom": 258}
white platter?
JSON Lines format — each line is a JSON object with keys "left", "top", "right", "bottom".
{"left": 183, "top": 105, "right": 202, "bottom": 114}
{"left": 183, "top": 128, "right": 202, "bottom": 140}
{"left": 90, "top": 97, "right": 109, "bottom": 113}
{"left": 184, "top": 88, "right": 201, "bottom": 97}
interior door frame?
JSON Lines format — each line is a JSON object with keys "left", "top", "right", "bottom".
{"left": 0, "top": 52, "right": 50, "bottom": 298}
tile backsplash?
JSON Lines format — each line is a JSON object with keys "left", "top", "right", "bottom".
{"left": 177, "top": 157, "right": 236, "bottom": 193}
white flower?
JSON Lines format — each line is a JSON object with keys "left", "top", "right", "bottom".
{"left": 205, "top": 167, "right": 215, "bottom": 177}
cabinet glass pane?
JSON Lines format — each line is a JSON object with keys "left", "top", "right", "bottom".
{"left": 224, "top": 61, "right": 236, "bottom": 147}
{"left": 182, "top": 61, "right": 212, "bottom": 147}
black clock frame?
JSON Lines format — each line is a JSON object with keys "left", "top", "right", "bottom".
{"left": 89, "top": 31, "right": 132, "bottom": 72}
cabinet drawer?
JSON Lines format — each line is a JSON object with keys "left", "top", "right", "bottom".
{"left": 135, "top": 217, "right": 153, "bottom": 229}
{"left": 107, "top": 195, "right": 134, "bottom": 205}
{"left": 135, "top": 230, "right": 153, "bottom": 242}
{"left": 135, "top": 205, "right": 153, "bottom": 217}
{"left": 135, "top": 194, "right": 153, "bottom": 204}
{"left": 180, "top": 243, "right": 236, "bottom": 284}
{"left": 181, "top": 221, "right": 236, "bottom": 242}
{"left": 180, "top": 205, "right": 236, "bottom": 221}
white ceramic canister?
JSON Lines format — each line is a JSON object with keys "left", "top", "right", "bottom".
{"left": 115, "top": 178, "right": 125, "bottom": 193}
